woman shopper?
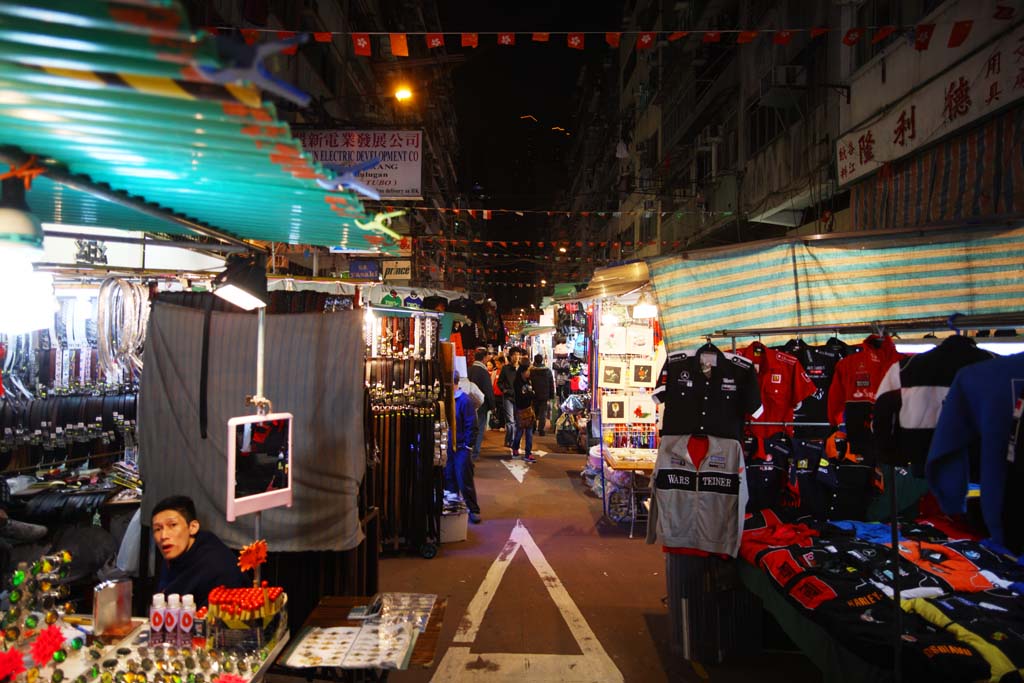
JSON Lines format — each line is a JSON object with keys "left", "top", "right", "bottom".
{"left": 490, "top": 356, "right": 505, "bottom": 431}
{"left": 512, "top": 356, "right": 537, "bottom": 463}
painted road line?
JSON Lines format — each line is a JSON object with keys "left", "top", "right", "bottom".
{"left": 433, "top": 521, "right": 623, "bottom": 682}
{"left": 500, "top": 458, "right": 530, "bottom": 483}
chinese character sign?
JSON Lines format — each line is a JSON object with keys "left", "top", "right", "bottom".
{"left": 836, "top": 22, "right": 1024, "bottom": 186}
{"left": 295, "top": 129, "right": 423, "bottom": 199}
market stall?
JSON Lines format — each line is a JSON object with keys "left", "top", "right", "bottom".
{"left": 640, "top": 226, "right": 1024, "bottom": 680}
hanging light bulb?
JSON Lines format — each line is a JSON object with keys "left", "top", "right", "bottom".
{"left": 632, "top": 291, "right": 658, "bottom": 319}
{"left": 212, "top": 253, "right": 268, "bottom": 310}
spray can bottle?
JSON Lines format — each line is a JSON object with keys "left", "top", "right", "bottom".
{"left": 149, "top": 593, "right": 166, "bottom": 645}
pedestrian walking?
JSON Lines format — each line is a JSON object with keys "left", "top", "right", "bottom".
{"left": 531, "top": 353, "right": 555, "bottom": 436}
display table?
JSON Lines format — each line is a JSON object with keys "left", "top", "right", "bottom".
{"left": 272, "top": 595, "right": 447, "bottom": 681}
{"left": 603, "top": 449, "right": 656, "bottom": 539}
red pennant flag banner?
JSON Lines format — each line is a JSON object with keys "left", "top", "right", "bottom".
{"left": 352, "top": 33, "right": 371, "bottom": 56}
{"left": 461, "top": 33, "right": 478, "bottom": 48}
{"left": 703, "top": 31, "right": 722, "bottom": 43}
{"left": 810, "top": 27, "right": 829, "bottom": 39}
{"left": 773, "top": 30, "right": 793, "bottom": 45}
{"left": 202, "top": 26, "right": 219, "bottom": 35}
{"left": 497, "top": 32, "right": 515, "bottom": 46}
{"left": 736, "top": 30, "right": 758, "bottom": 44}
{"left": 914, "top": 23, "right": 935, "bottom": 50}
{"left": 606, "top": 32, "right": 621, "bottom": 47}
{"left": 636, "top": 32, "right": 657, "bottom": 49}
{"left": 390, "top": 33, "right": 408, "bottom": 56}
{"left": 468, "top": 209, "right": 477, "bottom": 218}
{"left": 567, "top": 32, "right": 584, "bottom": 49}
{"left": 483, "top": 210, "right": 492, "bottom": 220}
{"left": 871, "top": 25, "right": 895, "bottom": 44}
{"left": 994, "top": 5, "right": 1015, "bottom": 20}
{"left": 277, "top": 31, "right": 297, "bottom": 54}
{"left": 948, "top": 20, "right": 973, "bottom": 47}
{"left": 667, "top": 32, "right": 688, "bottom": 41}
{"left": 426, "top": 33, "right": 444, "bottom": 49}
{"left": 313, "top": 32, "right": 332, "bottom": 43}
{"left": 842, "top": 27, "right": 865, "bottom": 46}
{"left": 532, "top": 32, "right": 550, "bottom": 42}
{"left": 241, "top": 29, "right": 260, "bottom": 45}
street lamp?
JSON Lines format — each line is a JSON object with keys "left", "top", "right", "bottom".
{"left": 394, "top": 85, "right": 413, "bottom": 103}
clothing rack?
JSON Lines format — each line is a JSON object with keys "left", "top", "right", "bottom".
{"left": 701, "top": 314, "right": 1024, "bottom": 683}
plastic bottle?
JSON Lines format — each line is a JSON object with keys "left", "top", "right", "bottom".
{"left": 192, "top": 605, "right": 208, "bottom": 649}
{"left": 149, "top": 593, "right": 166, "bottom": 645}
{"left": 179, "top": 594, "right": 196, "bottom": 648}
{"left": 165, "top": 594, "right": 181, "bottom": 647}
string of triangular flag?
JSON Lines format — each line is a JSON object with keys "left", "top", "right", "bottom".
{"left": 202, "top": 6, "right": 1015, "bottom": 55}
{"left": 377, "top": 206, "right": 731, "bottom": 220}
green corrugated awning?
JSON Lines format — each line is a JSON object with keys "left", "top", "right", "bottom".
{"left": 0, "top": 0, "right": 393, "bottom": 252}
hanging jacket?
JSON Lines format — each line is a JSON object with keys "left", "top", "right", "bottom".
{"left": 646, "top": 434, "right": 748, "bottom": 556}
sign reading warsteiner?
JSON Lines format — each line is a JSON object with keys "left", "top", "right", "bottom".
{"left": 295, "top": 129, "right": 423, "bottom": 199}
{"left": 382, "top": 259, "right": 412, "bottom": 283}
{"left": 836, "top": 22, "right": 1024, "bottom": 186}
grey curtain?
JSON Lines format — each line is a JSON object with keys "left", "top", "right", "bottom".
{"left": 139, "top": 302, "right": 365, "bottom": 551}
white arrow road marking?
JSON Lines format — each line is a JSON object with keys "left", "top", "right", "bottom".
{"left": 431, "top": 521, "right": 623, "bottom": 682}
{"left": 500, "top": 459, "right": 530, "bottom": 483}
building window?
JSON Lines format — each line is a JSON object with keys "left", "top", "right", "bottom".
{"left": 639, "top": 212, "right": 657, "bottom": 243}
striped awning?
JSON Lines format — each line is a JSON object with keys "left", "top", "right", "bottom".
{"left": 0, "top": 1, "right": 387, "bottom": 251}
{"left": 648, "top": 225, "right": 1024, "bottom": 352}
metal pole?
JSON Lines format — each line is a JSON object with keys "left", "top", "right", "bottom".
{"left": 256, "top": 307, "right": 266, "bottom": 407}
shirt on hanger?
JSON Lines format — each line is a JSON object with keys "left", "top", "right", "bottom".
{"left": 781, "top": 339, "right": 852, "bottom": 436}
{"left": 827, "top": 335, "right": 902, "bottom": 458}
{"left": 652, "top": 346, "right": 761, "bottom": 442}
{"left": 740, "top": 342, "right": 816, "bottom": 458}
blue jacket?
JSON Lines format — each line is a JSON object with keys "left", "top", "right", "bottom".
{"left": 449, "top": 390, "right": 477, "bottom": 455}
{"left": 926, "top": 352, "right": 1024, "bottom": 547}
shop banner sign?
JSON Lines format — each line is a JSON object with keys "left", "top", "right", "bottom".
{"left": 349, "top": 259, "right": 379, "bottom": 280}
{"left": 381, "top": 259, "right": 412, "bottom": 282}
{"left": 294, "top": 129, "right": 423, "bottom": 199}
{"left": 836, "top": 22, "right": 1024, "bottom": 186}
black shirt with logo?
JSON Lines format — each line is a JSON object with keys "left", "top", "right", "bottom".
{"left": 780, "top": 339, "right": 856, "bottom": 438}
{"left": 652, "top": 347, "right": 761, "bottom": 441}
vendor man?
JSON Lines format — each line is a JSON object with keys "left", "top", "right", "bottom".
{"left": 152, "top": 496, "right": 248, "bottom": 606}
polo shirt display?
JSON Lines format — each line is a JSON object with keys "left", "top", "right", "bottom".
{"left": 652, "top": 346, "right": 761, "bottom": 441}
{"left": 740, "top": 342, "right": 816, "bottom": 458}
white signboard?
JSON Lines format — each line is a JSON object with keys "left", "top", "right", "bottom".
{"left": 294, "top": 129, "right": 423, "bottom": 199}
{"left": 836, "top": 22, "right": 1024, "bottom": 186}
{"left": 381, "top": 259, "right": 412, "bottom": 283}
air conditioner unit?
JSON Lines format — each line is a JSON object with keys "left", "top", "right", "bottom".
{"left": 759, "top": 65, "right": 808, "bottom": 108}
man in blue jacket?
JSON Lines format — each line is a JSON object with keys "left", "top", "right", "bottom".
{"left": 446, "top": 373, "right": 481, "bottom": 523}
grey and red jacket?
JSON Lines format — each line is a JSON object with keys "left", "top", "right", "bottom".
{"left": 646, "top": 434, "right": 748, "bottom": 557}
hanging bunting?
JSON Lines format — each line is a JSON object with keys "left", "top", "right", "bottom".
{"left": 811, "top": 27, "right": 830, "bottom": 39}
{"left": 606, "top": 32, "right": 622, "bottom": 47}
{"left": 567, "top": 32, "right": 585, "bottom": 50}
{"left": 352, "top": 33, "right": 371, "bottom": 56}
{"left": 498, "top": 32, "right": 516, "bottom": 46}
{"left": 461, "top": 33, "right": 478, "bottom": 48}
{"left": 948, "top": 20, "right": 973, "bottom": 47}
{"left": 427, "top": 33, "right": 444, "bottom": 48}
{"left": 483, "top": 210, "right": 492, "bottom": 220}
{"left": 390, "top": 33, "right": 408, "bottom": 56}
{"left": 313, "top": 31, "right": 332, "bottom": 42}
{"left": 667, "top": 32, "right": 688, "bottom": 41}
{"left": 636, "top": 32, "right": 657, "bottom": 49}
{"left": 532, "top": 32, "right": 550, "bottom": 42}
{"left": 703, "top": 31, "right": 722, "bottom": 43}
{"left": 736, "top": 30, "right": 758, "bottom": 44}
{"left": 842, "top": 27, "right": 865, "bottom": 46}
{"left": 277, "top": 31, "right": 298, "bottom": 54}
{"left": 914, "top": 23, "right": 936, "bottom": 50}
{"left": 241, "top": 28, "right": 260, "bottom": 45}
{"left": 871, "top": 25, "right": 895, "bottom": 44}
{"left": 773, "top": 30, "right": 793, "bottom": 45}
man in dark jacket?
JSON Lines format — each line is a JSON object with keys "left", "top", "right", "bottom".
{"left": 531, "top": 354, "right": 555, "bottom": 436}
{"left": 468, "top": 348, "right": 496, "bottom": 460}
{"left": 445, "top": 376, "right": 481, "bottom": 523}
{"left": 498, "top": 348, "right": 521, "bottom": 448}
{"left": 152, "top": 496, "right": 248, "bottom": 606}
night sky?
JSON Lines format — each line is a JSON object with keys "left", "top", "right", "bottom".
{"left": 436, "top": 1, "right": 623, "bottom": 310}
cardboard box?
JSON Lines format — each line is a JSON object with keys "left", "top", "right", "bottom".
{"left": 440, "top": 511, "right": 468, "bottom": 543}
